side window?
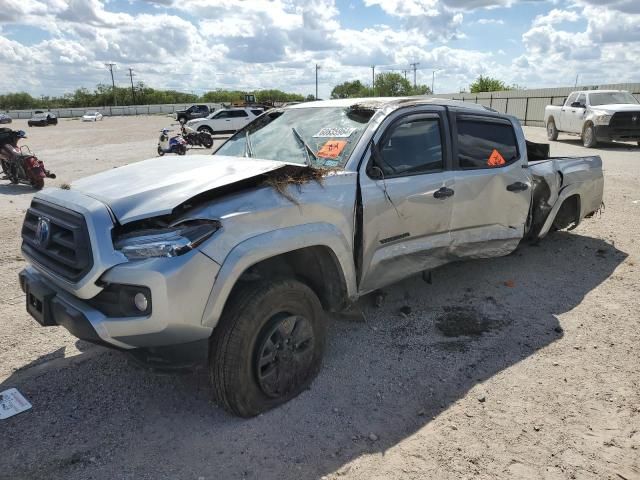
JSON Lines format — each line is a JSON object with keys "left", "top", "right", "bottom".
{"left": 576, "top": 94, "right": 586, "bottom": 107}
{"left": 457, "top": 118, "right": 519, "bottom": 169}
{"left": 251, "top": 109, "right": 264, "bottom": 116}
{"left": 231, "top": 110, "right": 249, "bottom": 118}
{"left": 566, "top": 93, "right": 577, "bottom": 106}
{"left": 214, "top": 111, "right": 230, "bottom": 119}
{"left": 378, "top": 118, "right": 443, "bottom": 176}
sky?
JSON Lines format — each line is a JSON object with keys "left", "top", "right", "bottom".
{"left": 0, "top": 0, "right": 638, "bottom": 100}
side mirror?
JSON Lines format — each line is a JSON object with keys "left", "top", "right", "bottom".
{"left": 570, "top": 101, "right": 584, "bottom": 108}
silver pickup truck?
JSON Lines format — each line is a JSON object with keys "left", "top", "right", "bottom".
{"left": 545, "top": 90, "right": 640, "bottom": 148}
{"left": 19, "top": 98, "right": 603, "bottom": 416}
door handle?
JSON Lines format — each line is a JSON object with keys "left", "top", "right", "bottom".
{"left": 433, "top": 187, "right": 454, "bottom": 199}
{"left": 507, "top": 182, "right": 529, "bottom": 192}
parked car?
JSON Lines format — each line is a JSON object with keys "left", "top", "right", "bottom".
{"left": 19, "top": 98, "right": 603, "bottom": 417}
{"left": 0, "top": 113, "right": 12, "bottom": 124}
{"left": 82, "top": 111, "right": 103, "bottom": 122}
{"left": 28, "top": 112, "right": 57, "bottom": 127}
{"left": 545, "top": 90, "right": 640, "bottom": 147}
{"left": 175, "top": 104, "right": 211, "bottom": 124}
{"left": 186, "top": 107, "right": 264, "bottom": 135}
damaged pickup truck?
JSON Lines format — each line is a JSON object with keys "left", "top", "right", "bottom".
{"left": 19, "top": 98, "right": 603, "bottom": 417}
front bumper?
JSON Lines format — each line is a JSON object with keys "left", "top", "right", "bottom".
{"left": 19, "top": 249, "right": 219, "bottom": 356}
{"left": 594, "top": 125, "right": 640, "bottom": 142}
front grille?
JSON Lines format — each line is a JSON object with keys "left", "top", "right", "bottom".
{"left": 21, "top": 199, "right": 93, "bottom": 282}
{"left": 609, "top": 111, "right": 640, "bottom": 130}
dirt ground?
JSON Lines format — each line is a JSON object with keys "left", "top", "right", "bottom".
{"left": 1, "top": 116, "right": 639, "bottom": 480}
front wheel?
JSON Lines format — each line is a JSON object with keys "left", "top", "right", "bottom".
{"left": 209, "top": 279, "right": 326, "bottom": 417}
{"left": 157, "top": 146, "right": 165, "bottom": 156}
{"left": 582, "top": 123, "right": 597, "bottom": 148}
{"left": 546, "top": 119, "right": 558, "bottom": 141}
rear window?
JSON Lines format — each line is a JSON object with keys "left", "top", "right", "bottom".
{"left": 457, "top": 117, "right": 519, "bottom": 169}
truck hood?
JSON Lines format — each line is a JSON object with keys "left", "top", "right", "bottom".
{"left": 72, "top": 155, "right": 289, "bottom": 224}
{"left": 591, "top": 104, "right": 640, "bottom": 113}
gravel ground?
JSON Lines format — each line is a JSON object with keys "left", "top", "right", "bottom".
{"left": 1, "top": 116, "right": 639, "bottom": 480}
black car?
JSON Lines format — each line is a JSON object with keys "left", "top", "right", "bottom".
{"left": 0, "top": 113, "right": 12, "bottom": 124}
{"left": 175, "top": 104, "right": 211, "bottom": 124}
{"left": 28, "top": 112, "right": 57, "bottom": 127}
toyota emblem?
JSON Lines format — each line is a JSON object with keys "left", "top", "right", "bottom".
{"left": 35, "top": 217, "right": 51, "bottom": 247}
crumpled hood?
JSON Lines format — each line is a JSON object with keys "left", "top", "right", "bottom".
{"left": 591, "top": 104, "right": 640, "bottom": 113}
{"left": 72, "top": 155, "right": 288, "bottom": 224}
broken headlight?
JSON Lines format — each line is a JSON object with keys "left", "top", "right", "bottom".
{"left": 115, "top": 221, "right": 219, "bottom": 260}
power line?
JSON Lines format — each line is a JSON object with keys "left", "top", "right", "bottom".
{"left": 105, "top": 62, "right": 117, "bottom": 106}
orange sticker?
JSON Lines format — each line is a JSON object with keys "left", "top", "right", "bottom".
{"left": 317, "top": 140, "right": 347, "bottom": 159}
{"left": 487, "top": 149, "right": 506, "bottom": 167}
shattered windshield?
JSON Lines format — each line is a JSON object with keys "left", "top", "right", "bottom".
{"left": 590, "top": 92, "right": 638, "bottom": 106}
{"left": 214, "top": 106, "right": 375, "bottom": 168}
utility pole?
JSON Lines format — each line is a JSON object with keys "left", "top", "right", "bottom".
{"left": 574, "top": 74, "right": 579, "bottom": 88}
{"left": 105, "top": 62, "right": 117, "bottom": 106}
{"left": 315, "top": 64, "right": 320, "bottom": 100}
{"left": 128, "top": 68, "right": 136, "bottom": 105}
{"left": 402, "top": 69, "right": 408, "bottom": 81}
{"left": 410, "top": 62, "right": 420, "bottom": 88}
{"left": 371, "top": 65, "right": 376, "bottom": 96}
{"left": 432, "top": 70, "right": 435, "bottom": 94}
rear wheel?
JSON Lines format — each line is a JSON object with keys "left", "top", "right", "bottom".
{"left": 546, "top": 118, "right": 558, "bottom": 141}
{"left": 209, "top": 279, "right": 326, "bottom": 417}
{"left": 178, "top": 145, "right": 187, "bottom": 155}
{"left": 31, "top": 178, "right": 44, "bottom": 190}
{"left": 201, "top": 133, "right": 213, "bottom": 148}
{"left": 582, "top": 123, "right": 597, "bottom": 148}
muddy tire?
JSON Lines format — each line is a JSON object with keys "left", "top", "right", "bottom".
{"left": 582, "top": 123, "right": 597, "bottom": 148}
{"left": 546, "top": 118, "right": 558, "bottom": 141}
{"left": 209, "top": 279, "right": 326, "bottom": 417}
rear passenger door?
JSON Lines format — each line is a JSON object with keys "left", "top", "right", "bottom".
{"left": 358, "top": 107, "right": 455, "bottom": 293}
{"left": 448, "top": 112, "right": 531, "bottom": 259}
{"left": 231, "top": 110, "right": 250, "bottom": 131}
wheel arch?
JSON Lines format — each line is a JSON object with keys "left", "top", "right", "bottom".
{"left": 201, "top": 224, "right": 357, "bottom": 329}
{"left": 538, "top": 189, "right": 582, "bottom": 239}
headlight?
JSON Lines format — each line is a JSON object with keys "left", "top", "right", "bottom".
{"left": 114, "top": 220, "right": 219, "bottom": 260}
{"left": 592, "top": 113, "right": 612, "bottom": 125}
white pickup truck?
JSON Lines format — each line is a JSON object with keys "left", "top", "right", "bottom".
{"left": 544, "top": 90, "right": 640, "bottom": 148}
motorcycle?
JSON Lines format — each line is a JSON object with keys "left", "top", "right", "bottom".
{"left": 157, "top": 128, "right": 187, "bottom": 156}
{"left": 181, "top": 124, "right": 213, "bottom": 149}
{"left": 0, "top": 129, "right": 55, "bottom": 190}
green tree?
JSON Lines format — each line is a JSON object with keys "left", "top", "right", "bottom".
{"left": 305, "top": 94, "right": 316, "bottom": 101}
{"left": 469, "top": 75, "right": 511, "bottom": 93}
{"left": 330, "top": 80, "right": 371, "bottom": 99}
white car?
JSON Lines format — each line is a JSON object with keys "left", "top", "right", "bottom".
{"left": 82, "top": 111, "right": 103, "bottom": 122}
{"left": 186, "top": 107, "right": 264, "bottom": 135}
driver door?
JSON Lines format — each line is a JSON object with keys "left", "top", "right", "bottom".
{"left": 358, "top": 107, "right": 455, "bottom": 294}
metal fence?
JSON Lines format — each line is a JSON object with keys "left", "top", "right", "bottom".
{"left": 3, "top": 103, "right": 223, "bottom": 120}
{"left": 435, "top": 82, "right": 640, "bottom": 127}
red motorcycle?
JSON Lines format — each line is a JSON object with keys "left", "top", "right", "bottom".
{"left": 0, "top": 129, "right": 55, "bottom": 190}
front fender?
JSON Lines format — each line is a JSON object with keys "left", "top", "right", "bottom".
{"left": 200, "top": 223, "right": 357, "bottom": 329}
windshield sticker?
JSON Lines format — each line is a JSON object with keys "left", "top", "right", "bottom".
{"left": 313, "top": 127, "right": 356, "bottom": 138}
{"left": 487, "top": 149, "right": 506, "bottom": 167}
{"left": 317, "top": 140, "right": 347, "bottom": 159}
